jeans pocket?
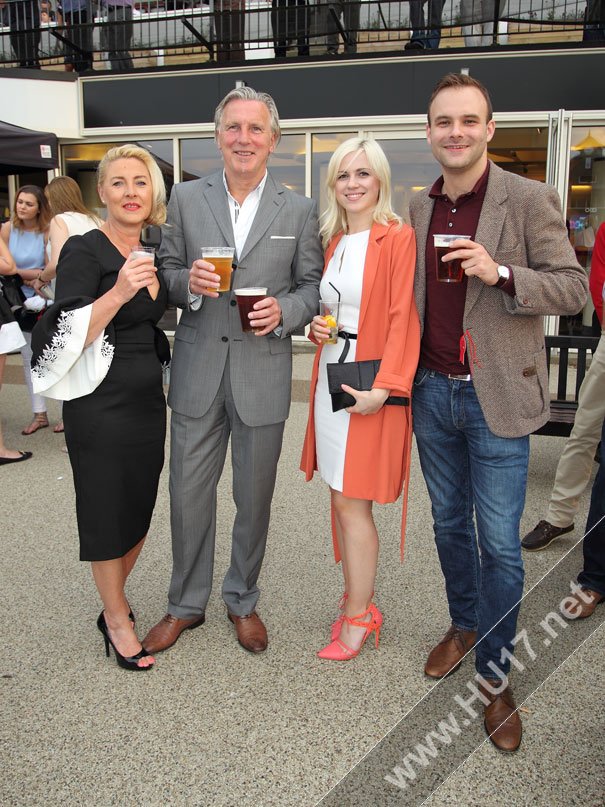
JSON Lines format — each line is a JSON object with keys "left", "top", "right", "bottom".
{"left": 413, "top": 367, "right": 430, "bottom": 388}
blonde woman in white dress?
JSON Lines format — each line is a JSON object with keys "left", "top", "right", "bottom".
{"left": 301, "top": 138, "right": 420, "bottom": 661}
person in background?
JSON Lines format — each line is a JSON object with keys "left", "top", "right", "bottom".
{"left": 561, "top": 413, "right": 605, "bottom": 619}
{"left": 31, "top": 175, "right": 101, "bottom": 433}
{"left": 271, "top": 0, "right": 309, "bottom": 57}
{"left": 0, "top": 185, "right": 51, "bottom": 436}
{"left": 101, "top": 0, "right": 134, "bottom": 70}
{"left": 0, "top": 236, "right": 31, "bottom": 465}
{"left": 405, "top": 0, "right": 446, "bottom": 50}
{"left": 326, "top": 0, "right": 360, "bottom": 55}
{"left": 212, "top": 0, "right": 245, "bottom": 62}
{"left": 62, "top": 0, "right": 93, "bottom": 73}
{"left": 31, "top": 144, "right": 169, "bottom": 671}
{"left": 300, "top": 137, "right": 420, "bottom": 660}
{"left": 5, "top": 0, "right": 41, "bottom": 68}
{"left": 409, "top": 72, "right": 588, "bottom": 752}
{"left": 522, "top": 220, "right": 605, "bottom": 552}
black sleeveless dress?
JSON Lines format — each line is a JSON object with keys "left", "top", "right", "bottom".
{"left": 33, "top": 230, "right": 168, "bottom": 561}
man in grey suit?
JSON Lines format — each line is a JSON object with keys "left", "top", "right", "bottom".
{"left": 144, "top": 87, "right": 322, "bottom": 654}
{"left": 409, "top": 73, "right": 588, "bottom": 751}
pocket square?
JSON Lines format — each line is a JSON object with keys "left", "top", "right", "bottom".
{"left": 270, "top": 235, "right": 296, "bottom": 240}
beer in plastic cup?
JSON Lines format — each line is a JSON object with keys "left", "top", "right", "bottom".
{"left": 235, "top": 287, "right": 268, "bottom": 332}
{"left": 319, "top": 300, "right": 340, "bottom": 344}
{"left": 433, "top": 234, "right": 471, "bottom": 283}
{"left": 201, "top": 247, "right": 235, "bottom": 293}
{"left": 130, "top": 246, "right": 155, "bottom": 262}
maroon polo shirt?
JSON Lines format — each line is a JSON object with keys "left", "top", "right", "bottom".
{"left": 420, "top": 164, "right": 492, "bottom": 375}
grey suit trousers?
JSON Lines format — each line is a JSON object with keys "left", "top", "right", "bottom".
{"left": 168, "top": 355, "right": 285, "bottom": 618}
{"left": 546, "top": 329, "right": 605, "bottom": 527}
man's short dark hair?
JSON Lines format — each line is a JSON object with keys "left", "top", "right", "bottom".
{"left": 427, "top": 73, "right": 493, "bottom": 125}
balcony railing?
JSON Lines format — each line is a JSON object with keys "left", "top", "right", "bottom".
{"left": 0, "top": 0, "right": 603, "bottom": 71}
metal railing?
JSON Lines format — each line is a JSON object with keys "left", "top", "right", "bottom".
{"left": 0, "top": 0, "right": 603, "bottom": 70}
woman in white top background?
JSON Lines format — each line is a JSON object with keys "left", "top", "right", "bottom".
{"left": 34, "top": 176, "right": 101, "bottom": 434}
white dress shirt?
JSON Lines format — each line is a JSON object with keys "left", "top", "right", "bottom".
{"left": 189, "top": 172, "right": 268, "bottom": 309}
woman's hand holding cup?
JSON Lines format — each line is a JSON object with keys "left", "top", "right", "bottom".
{"left": 114, "top": 247, "right": 156, "bottom": 303}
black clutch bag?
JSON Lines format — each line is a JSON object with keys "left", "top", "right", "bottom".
{"left": 326, "top": 358, "right": 409, "bottom": 413}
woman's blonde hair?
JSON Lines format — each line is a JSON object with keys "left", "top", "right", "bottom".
{"left": 45, "top": 175, "right": 101, "bottom": 224}
{"left": 319, "top": 137, "right": 400, "bottom": 247}
{"left": 97, "top": 144, "right": 167, "bottom": 226}
{"left": 12, "top": 184, "right": 51, "bottom": 232}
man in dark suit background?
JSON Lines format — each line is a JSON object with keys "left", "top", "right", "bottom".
{"left": 144, "top": 87, "right": 322, "bottom": 655}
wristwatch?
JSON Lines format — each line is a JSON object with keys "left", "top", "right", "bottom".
{"left": 495, "top": 265, "right": 510, "bottom": 288}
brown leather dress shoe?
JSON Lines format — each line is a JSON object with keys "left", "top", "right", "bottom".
{"left": 563, "top": 586, "right": 605, "bottom": 619}
{"left": 142, "top": 613, "right": 205, "bottom": 654}
{"left": 424, "top": 625, "right": 477, "bottom": 679}
{"left": 479, "top": 681, "right": 522, "bottom": 752}
{"left": 228, "top": 611, "right": 268, "bottom": 653}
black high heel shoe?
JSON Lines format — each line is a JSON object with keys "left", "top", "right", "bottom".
{"left": 96, "top": 612, "right": 154, "bottom": 672}
{"left": 98, "top": 607, "right": 135, "bottom": 626}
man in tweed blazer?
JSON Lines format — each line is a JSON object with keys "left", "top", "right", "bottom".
{"left": 144, "top": 87, "right": 322, "bottom": 655}
{"left": 409, "top": 73, "right": 588, "bottom": 751}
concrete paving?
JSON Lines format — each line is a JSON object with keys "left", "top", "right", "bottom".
{"left": 1, "top": 350, "right": 603, "bottom": 807}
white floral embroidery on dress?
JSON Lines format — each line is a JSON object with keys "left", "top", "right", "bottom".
{"left": 31, "top": 309, "right": 114, "bottom": 381}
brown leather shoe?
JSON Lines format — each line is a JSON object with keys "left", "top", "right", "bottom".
{"left": 228, "top": 611, "right": 268, "bottom": 653}
{"left": 479, "top": 681, "right": 522, "bottom": 752}
{"left": 563, "top": 586, "right": 605, "bottom": 619}
{"left": 142, "top": 613, "right": 205, "bottom": 653}
{"left": 424, "top": 625, "right": 477, "bottom": 679}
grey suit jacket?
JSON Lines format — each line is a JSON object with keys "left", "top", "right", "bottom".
{"left": 410, "top": 161, "right": 589, "bottom": 438}
{"left": 160, "top": 171, "right": 322, "bottom": 427}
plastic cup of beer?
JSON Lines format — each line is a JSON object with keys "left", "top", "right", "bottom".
{"left": 235, "top": 287, "right": 268, "bottom": 332}
{"left": 434, "top": 234, "right": 471, "bottom": 283}
{"left": 130, "top": 245, "right": 155, "bottom": 263}
{"left": 319, "top": 300, "right": 340, "bottom": 344}
{"left": 201, "top": 247, "right": 235, "bottom": 293}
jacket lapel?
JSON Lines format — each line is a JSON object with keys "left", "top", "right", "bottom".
{"left": 464, "top": 162, "right": 508, "bottom": 318}
{"left": 203, "top": 173, "right": 234, "bottom": 247}
{"left": 358, "top": 222, "right": 390, "bottom": 333}
{"left": 238, "top": 173, "right": 285, "bottom": 264}
{"left": 412, "top": 192, "right": 434, "bottom": 328}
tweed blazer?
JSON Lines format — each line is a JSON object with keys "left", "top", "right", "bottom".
{"left": 159, "top": 171, "right": 323, "bottom": 427}
{"left": 410, "top": 162, "right": 589, "bottom": 438}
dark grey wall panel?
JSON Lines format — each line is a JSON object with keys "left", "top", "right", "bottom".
{"left": 82, "top": 50, "right": 605, "bottom": 129}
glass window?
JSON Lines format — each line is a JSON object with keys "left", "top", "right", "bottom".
{"left": 567, "top": 126, "right": 605, "bottom": 335}
{"left": 62, "top": 140, "right": 174, "bottom": 219}
{"left": 181, "top": 138, "right": 222, "bottom": 181}
{"left": 312, "top": 133, "right": 356, "bottom": 215}
{"left": 181, "top": 134, "right": 306, "bottom": 194}
{"left": 374, "top": 137, "right": 434, "bottom": 223}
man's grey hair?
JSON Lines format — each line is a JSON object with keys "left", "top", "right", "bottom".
{"left": 214, "top": 87, "right": 281, "bottom": 145}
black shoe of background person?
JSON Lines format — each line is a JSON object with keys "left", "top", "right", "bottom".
{"left": 521, "top": 520, "right": 574, "bottom": 551}
{"left": 404, "top": 39, "right": 425, "bottom": 50}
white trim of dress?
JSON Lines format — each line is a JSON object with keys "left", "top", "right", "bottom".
{"left": 31, "top": 305, "right": 114, "bottom": 401}
{"left": 0, "top": 321, "right": 26, "bottom": 353}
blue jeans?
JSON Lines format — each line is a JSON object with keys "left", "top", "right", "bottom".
{"left": 408, "top": 0, "right": 446, "bottom": 48}
{"left": 578, "top": 416, "right": 605, "bottom": 595}
{"left": 413, "top": 368, "right": 529, "bottom": 677}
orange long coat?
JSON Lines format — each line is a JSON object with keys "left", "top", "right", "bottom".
{"left": 300, "top": 220, "right": 421, "bottom": 559}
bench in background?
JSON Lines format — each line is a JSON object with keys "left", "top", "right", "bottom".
{"left": 533, "top": 334, "right": 600, "bottom": 437}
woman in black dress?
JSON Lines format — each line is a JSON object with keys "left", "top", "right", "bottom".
{"left": 32, "top": 145, "right": 169, "bottom": 670}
